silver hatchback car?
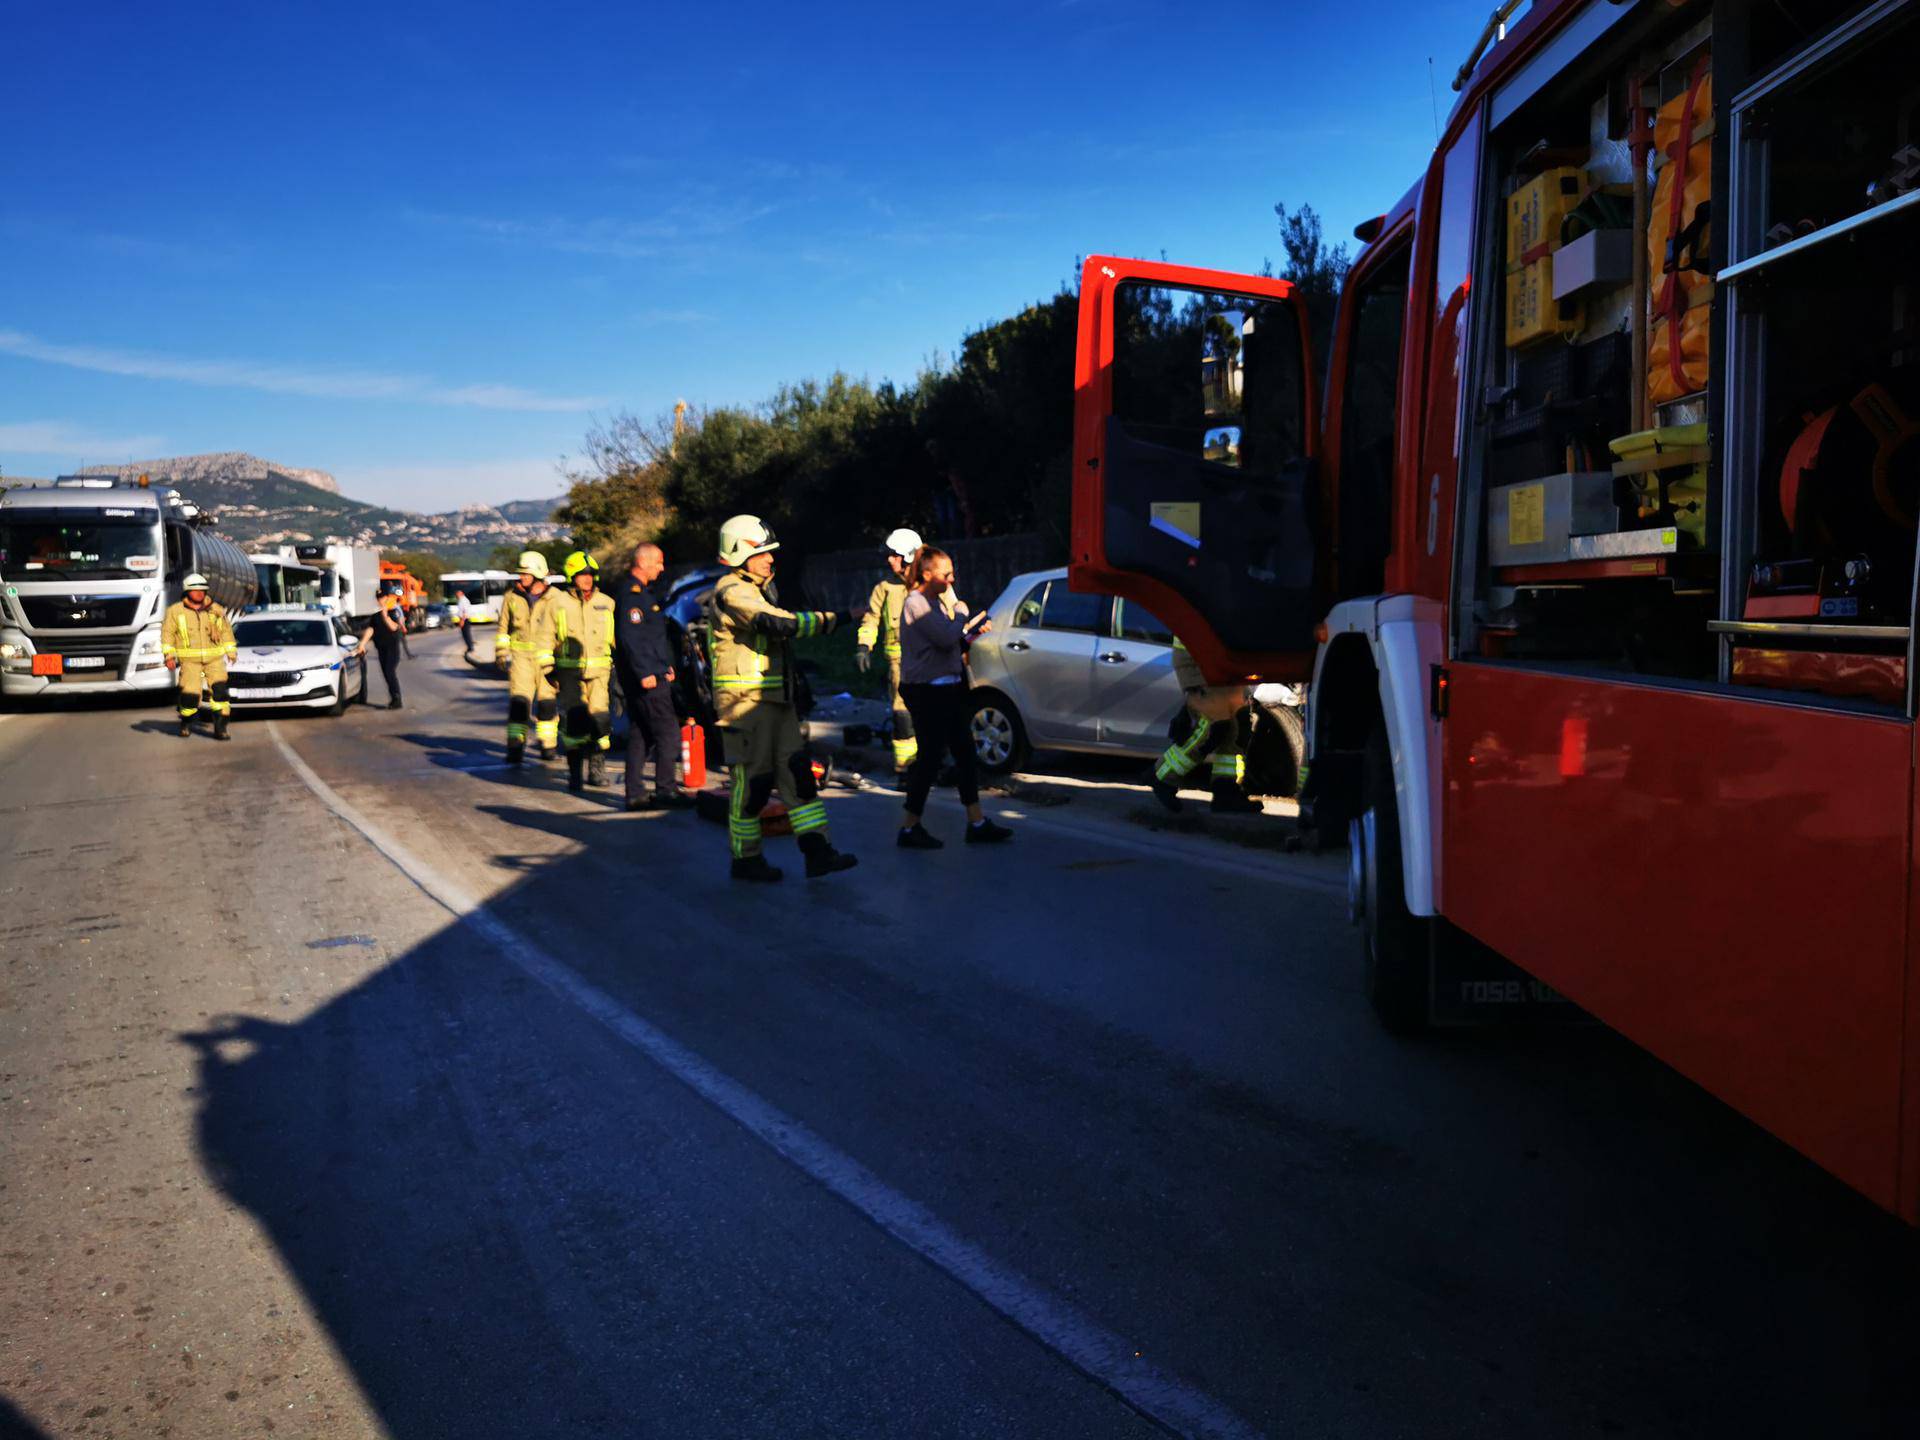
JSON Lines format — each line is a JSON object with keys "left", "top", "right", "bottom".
{"left": 962, "top": 567, "right": 1187, "bottom": 775}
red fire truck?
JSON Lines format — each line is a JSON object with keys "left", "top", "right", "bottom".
{"left": 1071, "top": 0, "right": 1920, "bottom": 1220}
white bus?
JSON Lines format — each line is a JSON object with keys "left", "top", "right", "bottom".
{"left": 439, "top": 570, "right": 512, "bottom": 624}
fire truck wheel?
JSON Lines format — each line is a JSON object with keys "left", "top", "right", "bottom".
{"left": 1355, "top": 726, "right": 1429, "bottom": 1033}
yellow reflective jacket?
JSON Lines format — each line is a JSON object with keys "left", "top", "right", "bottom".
{"left": 855, "top": 573, "right": 908, "bottom": 657}
{"left": 546, "top": 587, "right": 616, "bottom": 672}
{"left": 709, "top": 569, "right": 838, "bottom": 719}
{"left": 161, "top": 601, "right": 236, "bottom": 663}
{"left": 499, "top": 582, "right": 553, "bottom": 661}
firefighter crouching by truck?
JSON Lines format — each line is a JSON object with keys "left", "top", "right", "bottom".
{"left": 709, "top": 514, "right": 860, "bottom": 882}
{"left": 854, "top": 526, "right": 923, "bottom": 775}
{"left": 545, "top": 550, "right": 617, "bottom": 793}
{"left": 1150, "top": 635, "right": 1260, "bottom": 815}
{"left": 162, "top": 573, "right": 238, "bottom": 741}
{"left": 498, "top": 551, "right": 558, "bottom": 765}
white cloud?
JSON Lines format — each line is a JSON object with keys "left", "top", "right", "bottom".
{"left": 0, "top": 330, "right": 605, "bottom": 413}
{"left": 0, "top": 419, "right": 168, "bottom": 460}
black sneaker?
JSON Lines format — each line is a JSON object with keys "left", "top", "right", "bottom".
{"left": 625, "top": 798, "right": 650, "bottom": 812}
{"left": 731, "top": 854, "right": 784, "bottom": 883}
{"left": 964, "top": 818, "right": 1013, "bottom": 844}
{"left": 897, "top": 824, "right": 945, "bottom": 850}
{"left": 1150, "top": 773, "right": 1183, "bottom": 812}
{"left": 385, "top": 699, "right": 402, "bottom": 710}
{"left": 652, "top": 791, "right": 697, "bottom": 810}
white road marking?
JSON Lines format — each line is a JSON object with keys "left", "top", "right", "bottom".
{"left": 268, "top": 722, "right": 1267, "bottom": 1440}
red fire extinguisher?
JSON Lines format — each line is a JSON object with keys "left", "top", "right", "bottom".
{"left": 680, "top": 723, "right": 707, "bottom": 789}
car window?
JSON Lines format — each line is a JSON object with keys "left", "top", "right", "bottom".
{"left": 235, "top": 619, "right": 333, "bottom": 647}
{"left": 1038, "top": 584, "right": 1108, "bottom": 635}
{"left": 1011, "top": 582, "right": 1048, "bottom": 628}
{"left": 1114, "top": 599, "right": 1172, "bottom": 644}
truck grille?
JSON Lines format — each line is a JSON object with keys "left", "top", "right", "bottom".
{"left": 19, "top": 596, "right": 141, "bottom": 629}
{"left": 42, "top": 637, "right": 136, "bottom": 682}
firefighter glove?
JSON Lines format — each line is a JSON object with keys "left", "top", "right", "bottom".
{"left": 855, "top": 646, "right": 871, "bottom": 673}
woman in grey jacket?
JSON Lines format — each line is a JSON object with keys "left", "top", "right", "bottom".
{"left": 896, "top": 547, "right": 1012, "bottom": 849}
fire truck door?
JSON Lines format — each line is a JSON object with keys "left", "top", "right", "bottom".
{"left": 1071, "top": 256, "right": 1322, "bottom": 685}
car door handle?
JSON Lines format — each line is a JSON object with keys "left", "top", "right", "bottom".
{"left": 1097, "top": 651, "right": 1128, "bottom": 664}
{"left": 1005, "top": 639, "right": 1031, "bottom": 652}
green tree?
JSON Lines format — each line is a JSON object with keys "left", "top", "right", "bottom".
{"left": 1271, "top": 201, "right": 1350, "bottom": 381}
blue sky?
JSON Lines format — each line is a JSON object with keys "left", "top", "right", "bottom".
{"left": 1, "top": 0, "right": 1489, "bottom": 511}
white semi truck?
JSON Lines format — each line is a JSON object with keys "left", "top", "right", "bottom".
{"left": 277, "top": 543, "right": 382, "bottom": 625}
{"left": 0, "top": 477, "right": 256, "bottom": 699}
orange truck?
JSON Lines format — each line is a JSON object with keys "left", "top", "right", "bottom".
{"left": 378, "top": 560, "right": 428, "bottom": 629}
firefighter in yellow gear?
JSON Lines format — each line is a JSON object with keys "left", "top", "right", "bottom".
{"left": 1151, "top": 635, "right": 1259, "bottom": 814}
{"left": 855, "top": 526, "right": 923, "bottom": 773}
{"left": 544, "top": 550, "right": 617, "bottom": 793}
{"left": 498, "top": 550, "right": 558, "bottom": 764}
{"left": 161, "top": 574, "right": 238, "bottom": 741}
{"left": 710, "top": 514, "right": 859, "bottom": 882}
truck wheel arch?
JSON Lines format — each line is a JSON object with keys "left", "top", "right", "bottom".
{"left": 1310, "top": 597, "right": 1443, "bottom": 917}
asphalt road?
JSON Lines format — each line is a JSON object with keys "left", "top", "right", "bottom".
{"left": 2, "top": 631, "right": 1917, "bottom": 1439}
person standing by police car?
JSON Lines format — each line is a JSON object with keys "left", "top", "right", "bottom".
{"left": 161, "top": 573, "right": 237, "bottom": 740}
{"left": 613, "top": 541, "right": 691, "bottom": 811}
{"left": 355, "top": 594, "right": 407, "bottom": 709}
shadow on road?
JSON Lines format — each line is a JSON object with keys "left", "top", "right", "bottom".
{"left": 0, "top": 1394, "right": 53, "bottom": 1439}
{"left": 175, "top": 782, "right": 1920, "bottom": 1438}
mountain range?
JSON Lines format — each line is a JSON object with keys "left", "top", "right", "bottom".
{"left": 50, "top": 453, "right": 567, "bottom": 561}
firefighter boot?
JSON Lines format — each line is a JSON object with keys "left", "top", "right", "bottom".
{"left": 506, "top": 741, "right": 525, "bottom": 767}
{"left": 178, "top": 717, "right": 192, "bottom": 738}
{"left": 1210, "top": 780, "right": 1261, "bottom": 815}
{"left": 799, "top": 831, "right": 858, "bottom": 879}
{"left": 213, "top": 712, "right": 231, "bottom": 743}
{"left": 730, "top": 853, "right": 784, "bottom": 883}
{"left": 586, "top": 753, "right": 608, "bottom": 788}
{"left": 1150, "top": 770, "right": 1183, "bottom": 812}
{"left": 567, "top": 752, "right": 585, "bottom": 793}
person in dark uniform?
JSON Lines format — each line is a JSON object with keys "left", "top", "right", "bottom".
{"left": 613, "top": 542, "right": 691, "bottom": 810}
{"left": 355, "top": 594, "right": 407, "bottom": 709}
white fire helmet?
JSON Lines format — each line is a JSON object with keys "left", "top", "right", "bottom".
{"left": 883, "top": 527, "right": 924, "bottom": 561}
{"left": 517, "top": 550, "right": 550, "bottom": 579}
{"left": 184, "top": 573, "right": 210, "bottom": 591}
{"left": 718, "top": 514, "right": 780, "bottom": 567}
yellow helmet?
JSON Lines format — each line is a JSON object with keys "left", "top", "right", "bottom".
{"left": 718, "top": 514, "right": 778, "bottom": 567}
{"left": 562, "top": 550, "right": 598, "bottom": 581}
{"left": 517, "top": 550, "right": 550, "bottom": 579}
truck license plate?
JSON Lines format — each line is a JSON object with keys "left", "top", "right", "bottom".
{"left": 65, "top": 656, "right": 106, "bottom": 670}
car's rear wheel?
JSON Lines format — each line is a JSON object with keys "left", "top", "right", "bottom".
{"left": 969, "top": 691, "right": 1030, "bottom": 776}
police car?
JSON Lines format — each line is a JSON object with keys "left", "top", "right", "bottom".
{"left": 226, "top": 607, "right": 368, "bottom": 714}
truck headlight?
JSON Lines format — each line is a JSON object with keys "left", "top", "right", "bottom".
{"left": 132, "top": 626, "right": 163, "bottom": 657}
{"left": 0, "top": 641, "right": 24, "bottom": 661}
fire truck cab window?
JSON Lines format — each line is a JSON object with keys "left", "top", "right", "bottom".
{"left": 1337, "top": 240, "right": 1409, "bottom": 599}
